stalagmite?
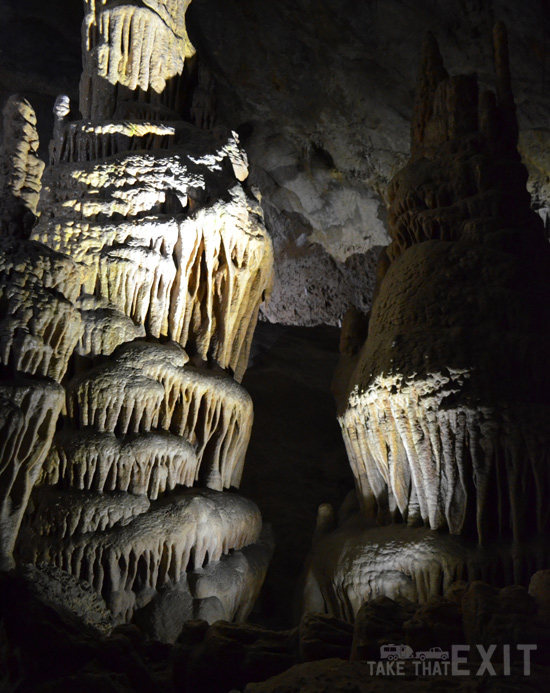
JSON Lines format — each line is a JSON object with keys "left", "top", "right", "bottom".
{"left": 14, "top": 0, "right": 273, "bottom": 635}
{"left": 306, "top": 26, "right": 550, "bottom": 619}
{"left": 339, "top": 27, "right": 550, "bottom": 546}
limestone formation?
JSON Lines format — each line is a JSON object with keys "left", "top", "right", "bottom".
{"left": 0, "top": 380, "right": 64, "bottom": 570}
{"left": 308, "top": 25, "right": 550, "bottom": 618}
{"left": 40, "top": 430, "right": 198, "bottom": 500}
{"left": 76, "top": 295, "right": 146, "bottom": 358}
{"left": 25, "top": 487, "right": 151, "bottom": 538}
{"left": 21, "top": 488, "right": 262, "bottom": 621}
{"left": 65, "top": 340, "right": 253, "bottom": 489}
{"left": 0, "top": 95, "right": 45, "bottom": 235}
{"left": 80, "top": 0, "right": 196, "bottom": 120}
{"left": 0, "top": 101, "right": 82, "bottom": 569}
{"left": 36, "top": 128, "right": 273, "bottom": 382}
{"left": 340, "top": 24, "right": 550, "bottom": 545}
{"left": 1, "top": 0, "right": 274, "bottom": 635}
{"left": 0, "top": 249, "right": 82, "bottom": 382}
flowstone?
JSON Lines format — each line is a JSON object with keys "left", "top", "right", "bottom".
{"left": 0, "top": 0, "right": 274, "bottom": 639}
{"left": 306, "top": 25, "right": 550, "bottom": 619}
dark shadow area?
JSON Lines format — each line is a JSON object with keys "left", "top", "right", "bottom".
{"left": 242, "top": 322, "right": 354, "bottom": 629}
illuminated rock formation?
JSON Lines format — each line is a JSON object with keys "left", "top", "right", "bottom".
{"left": 4, "top": 0, "right": 274, "bottom": 636}
{"left": 0, "top": 240, "right": 82, "bottom": 382}
{"left": 35, "top": 138, "right": 272, "bottom": 380}
{"left": 0, "top": 100, "right": 83, "bottom": 570}
{"left": 65, "top": 340, "right": 253, "bottom": 489}
{"left": 41, "top": 430, "right": 198, "bottom": 500}
{"left": 21, "top": 488, "right": 262, "bottom": 622}
{"left": 0, "top": 380, "right": 65, "bottom": 571}
{"left": 80, "top": 0, "right": 196, "bottom": 120}
{"left": 306, "top": 25, "right": 550, "bottom": 618}
{"left": 0, "top": 95, "right": 45, "bottom": 233}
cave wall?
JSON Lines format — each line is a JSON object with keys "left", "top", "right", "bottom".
{"left": 1, "top": 0, "right": 549, "bottom": 327}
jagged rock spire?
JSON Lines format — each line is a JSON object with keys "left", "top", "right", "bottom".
{"left": 411, "top": 32, "right": 448, "bottom": 155}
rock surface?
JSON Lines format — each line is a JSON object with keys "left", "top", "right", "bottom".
{"left": 187, "top": 0, "right": 550, "bottom": 325}
{"left": 2, "top": 1, "right": 550, "bottom": 324}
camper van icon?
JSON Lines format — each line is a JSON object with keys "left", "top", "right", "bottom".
{"left": 379, "top": 644, "right": 414, "bottom": 660}
{"left": 379, "top": 644, "right": 450, "bottom": 661}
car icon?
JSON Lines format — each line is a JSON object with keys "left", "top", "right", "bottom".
{"left": 380, "top": 644, "right": 414, "bottom": 660}
{"left": 415, "top": 647, "right": 449, "bottom": 661}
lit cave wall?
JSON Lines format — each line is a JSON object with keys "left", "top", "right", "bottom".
{"left": 0, "top": 1, "right": 550, "bottom": 691}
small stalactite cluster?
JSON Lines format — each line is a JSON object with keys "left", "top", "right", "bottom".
{"left": 64, "top": 341, "right": 253, "bottom": 490}
{"left": 35, "top": 137, "right": 272, "bottom": 381}
{"left": 21, "top": 488, "right": 262, "bottom": 622}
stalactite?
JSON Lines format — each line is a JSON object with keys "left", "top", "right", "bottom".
{"left": 41, "top": 430, "right": 199, "bottom": 500}
{"left": 80, "top": 0, "right": 195, "bottom": 119}
{"left": 0, "top": 380, "right": 64, "bottom": 570}
{"left": 0, "top": 243, "right": 83, "bottom": 381}
{"left": 34, "top": 142, "right": 273, "bottom": 380}
{"left": 66, "top": 341, "right": 252, "bottom": 489}
{"left": 25, "top": 487, "right": 151, "bottom": 538}
{"left": 19, "top": 489, "right": 262, "bottom": 621}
